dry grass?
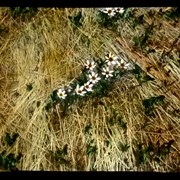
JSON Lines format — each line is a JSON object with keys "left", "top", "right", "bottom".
{"left": 0, "top": 7, "right": 179, "bottom": 171}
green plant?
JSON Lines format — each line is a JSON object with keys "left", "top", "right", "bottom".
{"left": 134, "top": 139, "right": 174, "bottom": 166}
{"left": 0, "top": 151, "right": 22, "bottom": 171}
{"left": 9, "top": 7, "right": 38, "bottom": 20}
{"left": 142, "top": 95, "right": 165, "bottom": 117}
{"left": 131, "top": 14, "right": 144, "bottom": 29}
{"left": 119, "top": 143, "right": 130, "bottom": 152}
{"left": 84, "top": 124, "right": 92, "bottom": 134}
{"left": 52, "top": 144, "right": 70, "bottom": 165}
{"left": 108, "top": 108, "right": 127, "bottom": 130}
{"left": 132, "top": 64, "right": 154, "bottom": 85}
{"left": 134, "top": 143, "right": 153, "bottom": 165}
{"left": 162, "top": 7, "right": 180, "bottom": 20}
{"left": 105, "top": 139, "right": 113, "bottom": 147}
{"left": 69, "top": 11, "right": 83, "bottom": 29}
{"left": 154, "top": 140, "right": 174, "bottom": 162}
{"left": 45, "top": 52, "right": 132, "bottom": 115}
{"left": 97, "top": 8, "right": 127, "bottom": 30}
{"left": 5, "top": 133, "right": 19, "bottom": 146}
{"left": 133, "top": 23, "right": 154, "bottom": 51}
{"left": 0, "top": 25, "right": 7, "bottom": 35}
{"left": 86, "top": 140, "right": 97, "bottom": 156}
{"left": 122, "top": 8, "right": 145, "bottom": 29}
{"left": 91, "top": 76, "right": 114, "bottom": 98}
{"left": 97, "top": 11, "right": 117, "bottom": 29}
{"left": 26, "top": 83, "right": 33, "bottom": 91}
{"left": 0, "top": 132, "right": 22, "bottom": 171}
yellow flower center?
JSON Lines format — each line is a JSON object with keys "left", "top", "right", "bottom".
{"left": 121, "top": 63, "right": 125, "bottom": 67}
{"left": 109, "top": 57, "right": 113, "bottom": 62}
{"left": 92, "top": 76, "right": 96, "bottom": 80}
{"left": 108, "top": 10, "right": 112, "bottom": 13}
{"left": 78, "top": 90, "right": 82, "bottom": 93}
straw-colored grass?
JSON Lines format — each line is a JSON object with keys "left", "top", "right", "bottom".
{"left": 0, "top": 7, "right": 179, "bottom": 171}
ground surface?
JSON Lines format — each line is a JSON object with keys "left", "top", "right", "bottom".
{"left": 0, "top": 7, "right": 179, "bottom": 171}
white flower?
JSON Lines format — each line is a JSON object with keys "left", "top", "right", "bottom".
{"left": 114, "top": 7, "right": 125, "bottom": 14}
{"left": 105, "top": 52, "right": 118, "bottom": 66}
{"left": 88, "top": 71, "right": 101, "bottom": 84}
{"left": 57, "top": 88, "right": 67, "bottom": 99}
{"left": 117, "top": 59, "right": 130, "bottom": 70}
{"left": 75, "top": 84, "right": 86, "bottom": 96}
{"left": 84, "top": 81, "right": 93, "bottom": 92}
{"left": 102, "top": 67, "right": 114, "bottom": 78}
{"left": 84, "top": 60, "right": 96, "bottom": 71}
{"left": 67, "top": 88, "right": 72, "bottom": 93}
{"left": 100, "top": 8, "right": 116, "bottom": 17}
{"left": 65, "top": 84, "right": 73, "bottom": 92}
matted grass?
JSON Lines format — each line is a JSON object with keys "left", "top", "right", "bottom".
{"left": 0, "top": 7, "right": 179, "bottom": 171}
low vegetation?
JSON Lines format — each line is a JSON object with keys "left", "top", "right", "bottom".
{"left": 0, "top": 7, "right": 179, "bottom": 172}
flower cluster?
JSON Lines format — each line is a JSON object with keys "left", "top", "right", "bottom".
{"left": 56, "top": 52, "right": 131, "bottom": 101}
{"left": 98, "top": 7, "right": 125, "bottom": 17}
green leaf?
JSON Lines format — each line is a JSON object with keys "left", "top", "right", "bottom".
{"left": 54, "top": 144, "right": 68, "bottom": 160}
{"left": 51, "top": 90, "right": 59, "bottom": 101}
{"left": 118, "top": 119, "right": 127, "bottom": 130}
{"left": 5, "top": 133, "right": 19, "bottom": 146}
{"left": 86, "top": 144, "right": 97, "bottom": 156}
{"left": 52, "top": 145, "right": 70, "bottom": 165}
{"left": 131, "top": 14, "right": 144, "bottom": 28}
{"left": 119, "top": 143, "right": 130, "bottom": 152}
{"left": 142, "top": 95, "right": 165, "bottom": 117}
{"left": 132, "top": 64, "right": 154, "bottom": 84}
{"left": 84, "top": 124, "right": 92, "bottom": 134}
{"left": 58, "top": 157, "right": 70, "bottom": 165}
{"left": 10, "top": 7, "right": 38, "bottom": 20}
{"left": 163, "top": 7, "right": 180, "bottom": 20}
{"left": 135, "top": 144, "right": 151, "bottom": 165}
{"left": 44, "top": 101, "right": 52, "bottom": 112}
{"left": 26, "top": 83, "right": 33, "bottom": 91}
{"left": 158, "top": 140, "right": 174, "bottom": 158}
{"left": 0, "top": 151, "right": 22, "bottom": 171}
{"left": 69, "top": 11, "right": 83, "bottom": 28}
{"left": 132, "top": 64, "right": 142, "bottom": 76}
{"left": 143, "top": 95, "right": 165, "bottom": 109}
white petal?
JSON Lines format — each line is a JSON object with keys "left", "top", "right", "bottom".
{"left": 120, "top": 59, "right": 125, "bottom": 64}
{"left": 114, "top": 56, "right": 118, "bottom": 60}
{"left": 103, "top": 67, "right": 106, "bottom": 71}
